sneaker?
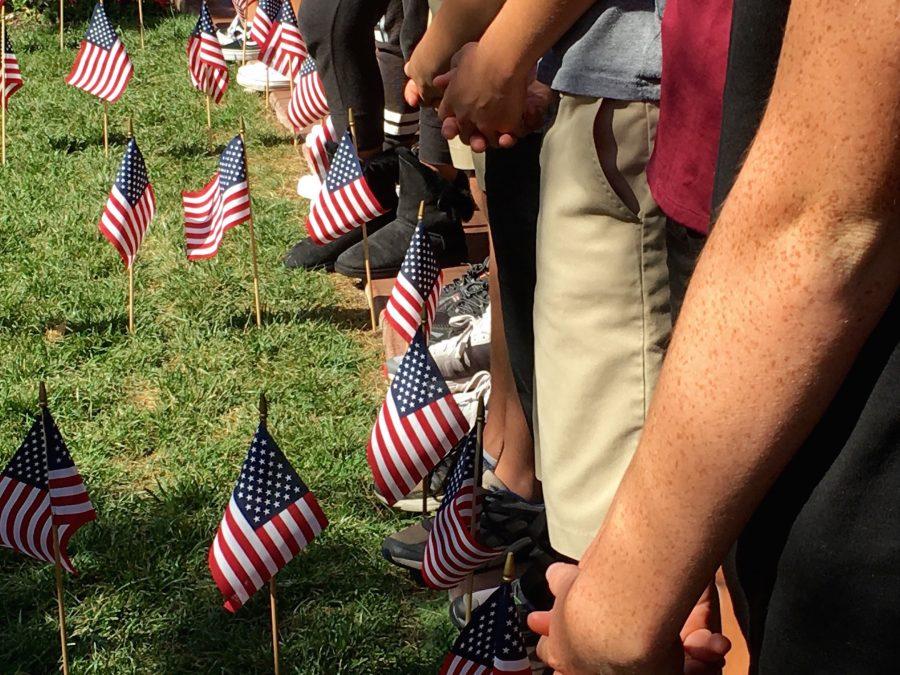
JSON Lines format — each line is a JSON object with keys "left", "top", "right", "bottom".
{"left": 236, "top": 60, "right": 290, "bottom": 91}
{"left": 451, "top": 370, "right": 491, "bottom": 427}
{"left": 381, "top": 518, "right": 432, "bottom": 572}
{"left": 296, "top": 172, "right": 322, "bottom": 199}
{"left": 334, "top": 148, "right": 474, "bottom": 280}
{"left": 373, "top": 446, "right": 456, "bottom": 512}
{"left": 221, "top": 36, "right": 260, "bottom": 62}
{"left": 217, "top": 15, "right": 243, "bottom": 45}
{"left": 432, "top": 265, "right": 490, "bottom": 343}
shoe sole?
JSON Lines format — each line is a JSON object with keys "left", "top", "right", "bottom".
{"left": 375, "top": 491, "right": 441, "bottom": 513}
{"left": 224, "top": 50, "right": 260, "bottom": 62}
{"left": 237, "top": 80, "right": 290, "bottom": 92}
{"left": 380, "top": 549, "right": 423, "bottom": 572}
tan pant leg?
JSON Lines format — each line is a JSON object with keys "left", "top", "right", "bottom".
{"left": 533, "top": 95, "right": 671, "bottom": 559}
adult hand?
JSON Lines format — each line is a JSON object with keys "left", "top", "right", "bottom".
{"left": 528, "top": 564, "right": 731, "bottom": 674}
{"left": 435, "top": 42, "right": 530, "bottom": 151}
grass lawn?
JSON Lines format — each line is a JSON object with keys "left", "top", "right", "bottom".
{"left": 0, "top": 8, "right": 454, "bottom": 673}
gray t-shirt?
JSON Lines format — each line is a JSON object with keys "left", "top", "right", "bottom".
{"left": 538, "top": 0, "right": 663, "bottom": 101}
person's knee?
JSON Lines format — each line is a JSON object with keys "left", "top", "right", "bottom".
{"left": 299, "top": 0, "right": 373, "bottom": 54}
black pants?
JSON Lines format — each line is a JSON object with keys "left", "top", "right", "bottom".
{"left": 484, "top": 134, "right": 543, "bottom": 432}
{"left": 299, "top": 0, "right": 449, "bottom": 163}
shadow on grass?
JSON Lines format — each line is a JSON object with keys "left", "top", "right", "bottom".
{"left": 227, "top": 306, "right": 372, "bottom": 332}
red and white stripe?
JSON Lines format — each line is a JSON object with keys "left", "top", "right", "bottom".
{"left": 208, "top": 492, "right": 327, "bottom": 613}
{"left": 187, "top": 32, "right": 229, "bottom": 104}
{"left": 367, "top": 393, "right": 468, "bottom": 506}
{"left": 259, "top": 23, "right": 307, "bottom": 80}
{"left": 0, "top": 466, "right": 96, "bottom": 574}
{"left": 65, "top": 38, "right": 133, "bottom": 103}
{"left": 305, "top": 179, "right": 385, "bottom": 245}
{"left": 442, "top": 654, "right": 530, "bottom": 675}
{"left": 384, "top": 269, "right": 442, "bottom": 345}
{"left": 99, "top": 183, "right": 156, "bottom": 268}
{"left": 304, "top": 116, "right": 336, "bottom": 180}
{"left": 422, "top": 485, "right": 501, "bottom": 589}
{"left": 286, "top": 69, "right": 328, "bottom": 132}
{"left": 2, "top": 51, "right": 23, "bottom": 106}
{"left": 182, "top": 174, "right": 251, "bottom": 260}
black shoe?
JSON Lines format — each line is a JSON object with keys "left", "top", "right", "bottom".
{"left": 283, "top": 210, "right": 394, "bottom": 271}
{"left": 334, "top": 148, "right": 474, "bottom": 280}
{"left": 381, "top": 518, "right": 433, "bottom": 572}
{"left": 360, "top": 147, "right": 400, "bottom": 214}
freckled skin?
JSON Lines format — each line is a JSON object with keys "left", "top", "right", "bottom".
{"left": 530, "top": 0, "right": 900, "bottom": 672}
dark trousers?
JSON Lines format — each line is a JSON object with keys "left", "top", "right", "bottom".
{"left": 299, "top": 0, "right": 448, "bottom": 162}
{"left": 484, "top": 134, "right": 543, "bottom": 432}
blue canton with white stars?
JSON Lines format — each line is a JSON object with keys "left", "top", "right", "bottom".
{"left": 437, "top": 432, "right": 476, "bottom": 516}
{"left": 391, "top": 329, "right": 450, "bottom": 416}
{"left": 276, "top": 0, "right": 299, "bottom": 26}
{"left": 218, "top": 136, "right": 248, "bottom": 192}
{"left": 193, "top": 1, "right": 217, "bottom": 36}
{"left": 232, "top": 424, "right": 310, "bottom": 527}
{"left": 299, "top": 56, "right": 317, "bottom": 78}
{"left": 3, "top": 30, "right": 13, "bottom": 55}
{"left": 400, "top": 222, "right": 440, "bottom": 298}
{"left": 258, "top": 0, "right": 281, "bottom": 21}
{"left": 115, "top": 139, "right": 151, "bottom": 207}
{"left": 451, "top": 583, "right": 527, "bottom": 666}
{"left": 85, "top": 3, "right": 119, "bottom": 51}
{"left": 325, "top": 131, "right": 364, "bottom": 192}
{"left": 1, "top": 412, "right": 74, "bottom": 489}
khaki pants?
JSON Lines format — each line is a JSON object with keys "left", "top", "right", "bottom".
{"left": 534, "top": 95, "right": 686, "bottom": 559}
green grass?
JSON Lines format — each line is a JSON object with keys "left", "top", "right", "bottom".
{"left": 0, "top": 11, "right": 454, "bottom": 673}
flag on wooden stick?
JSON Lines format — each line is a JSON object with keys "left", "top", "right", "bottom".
{"left": 305, "top": 115, "right": 336, "bottom": 180}
{"left": 2, "top": 29, "right": 23, "bottom": 106}
{"left": 209, "top": 422, "right": 328, "bottom": 613}
{"left": 65, "top": 2, "right": 133, "bottom": 103}
{"left": 99, "top": 138, "right": 156, "bottom": 268}
{"left": 0, "top": 407, "right": 96, "bottom": 574}
{"left": 287, "top": 56, "right": 328, "bottom": 132}
{"left": 440, "top": 582, "right": 530, "bottom": 674}
{"left": 383, "top": 221, "right": 442, "bottom": 344}
{"left": 182, "top": 135, "right": 251, "bottom": 260}
{"left": 187, "top": 1, "right": 229, "bottom": 104}
{"left": 258, "top": 0, "right": 306, "bottom": 80}
{"left": 367, "top": 328, "right": 469, "bottom": 506}
{"left": 305, "top": 130, "right": 387, "bottom": 245}
{"left": 249, "top": 0, "right": 282, "bottom": 50}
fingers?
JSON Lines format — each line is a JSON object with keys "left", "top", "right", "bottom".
{"left": 683, "top": 628, "right": 732, "bottom": 663}
{"left": 528, "top": 610, "right": 551, "bottom": 636}
{"left": 441, "top": 116, "right": 460, "bottom": 141}
{"left": 546, "top": 562, "right": 580, "bottom": 597}
{"left": 432, "top": 71, "right": 452, "bottom": 93}
{"left": 403, "top": 79, "right": 420, "bottom": 108}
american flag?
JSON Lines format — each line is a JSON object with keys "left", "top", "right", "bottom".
{"left": 305, "top": 115, "right": 336, "bottom": 180}
{"left": 0, "top": 409, "right": 96, "bottom": 574}
{"left": 187, "top": 1, "right": 229, "bottom": 104}
{"left": 99, "top": 138, "right": 156, "bottom": 268}
{"left": 258, "top": 0, "right": 306, "bottom": 80}
{"left": 441, "top": 582, "right": 531, "bottom": 675}
{"left": 367, "top": 328, "right": 469, "bottom": 506}
{"left": 209, "top": 423, "right": 328, "bottom": 613}
{"left": 287, "top": 56, "right": 328, "bottom": 132}
{"left": 305, "top": 130, "right": 387, "bottom": 245}
{"left": 2, "top": 29, "right": 23, "bottom": 107}
{"left": 422, "top": 432, "right": 502, "bottom": 590}
{"left": 249, "top": 0, "right": 281, "bottom": 49}
{"left": 231, "top": 0, "right": 249, "bottom": 20}
{"left": 65, "top": 2, "right": 133, "bottom": 103}
{"left": 384, "top": 221, "right": 442, "bottom": 344}
{"left": 182, "top": 135, "right": 251, "bottom": 260}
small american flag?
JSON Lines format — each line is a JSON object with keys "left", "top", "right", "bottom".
{"left": 231, "top": 0, "right": 249, "bottom": 20}
{"left": 441, "top": 582, "right": 531, "bottom": 675}
{"left": 305, "top": 130, "right": 387, "bottom": 245}
{"left": 2, "top": 29, "right": 24, "bottom": 107}
{"left": 384, "top": 221, "right": 442, "bottom": 344}
{"left": 287, "top": 56, "right": 328, "bottom": 132}
{"left": 209, "top": 423, "right": 328, "bottom": 613}
{"left": 305, "top": 115, "right": 336, "bottom": 180}
{"left": 182, "top": 135, "right": 251, "bottom": 260}
{"left": 187, "top": 1, "right": 228, "bottom": 104}
{"left": 422, "top": 432, "right": 502, "bottom": 590}
{"left": 0, "top": 409, "right": 96, "bottom": 574}
{"left": 367, "top": 328, "right": 469, "bottom": 506}
{"left": 258, "top": 0, "right": 306, "bottom": 80}
{"left": 249, "top": 0, "right": 281, "bottom": 49}
{"left": 65, "top": 2, "right": 133, "bottom": 103}
{"left": 99, "top": 138, "right": 156, "bottom": 268}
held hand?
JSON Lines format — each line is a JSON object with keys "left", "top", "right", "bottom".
{"left": 528, "top": 565, "right": 732, "bottom": 674}
{"left": 404, "top": 57, "right": 447, "bottom": 108}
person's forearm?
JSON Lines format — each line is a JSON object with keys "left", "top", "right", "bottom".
{"left": 414, "top": 0, "right": 505, "bottom": 76}
{"left": 563, "top": 0, "right": 900, "bottom": 667}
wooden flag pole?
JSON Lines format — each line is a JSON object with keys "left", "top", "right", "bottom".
{"left": 240, "top": 17, "right": 248, "bottom": 65}
{"left": 206, "top": 94, "right": 213, "bottom": 149}
{"left": 126, "top": 119, "right": 135, "bottom": 334}
{"left": 240, "top": 117, "right": 263, "bottom": 327}
{"left": 39, "top": 383, "right": 71, "bottom": 675}
{"left": 102, "top": 101, "right": 109, "bottom": 157}
{"left": 288, "top": 77, "right": 297, "bottom": 149}
{"left": 137, "top": 0, "right": 145, "bottom": 49}
{"left": 420, "top": 297, "right": 433, "bottom": 519}
{"left": 2, "top": 3, "right": 7, "bottom": 166}
{"left": 59, "top": 0, "right": 64, "bottom": 50}
{"left": 347, "top": 108, "right": 378, "bottom": 331}
{"left": 258, "top": 393, "right": 281, "bottom": 675}
{"left": 264, "top": 69, "right": 270, "bottom": 109}
{"left": 464, "top": 395, "right": 486, "bottom": 624}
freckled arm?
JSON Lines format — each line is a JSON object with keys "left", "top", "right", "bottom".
{"left": 561, "top": 0, "right": 900, "bottom": 665}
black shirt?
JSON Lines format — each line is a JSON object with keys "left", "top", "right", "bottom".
{"left": 713, "top": 1, "right": 900, "bottom": 672}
